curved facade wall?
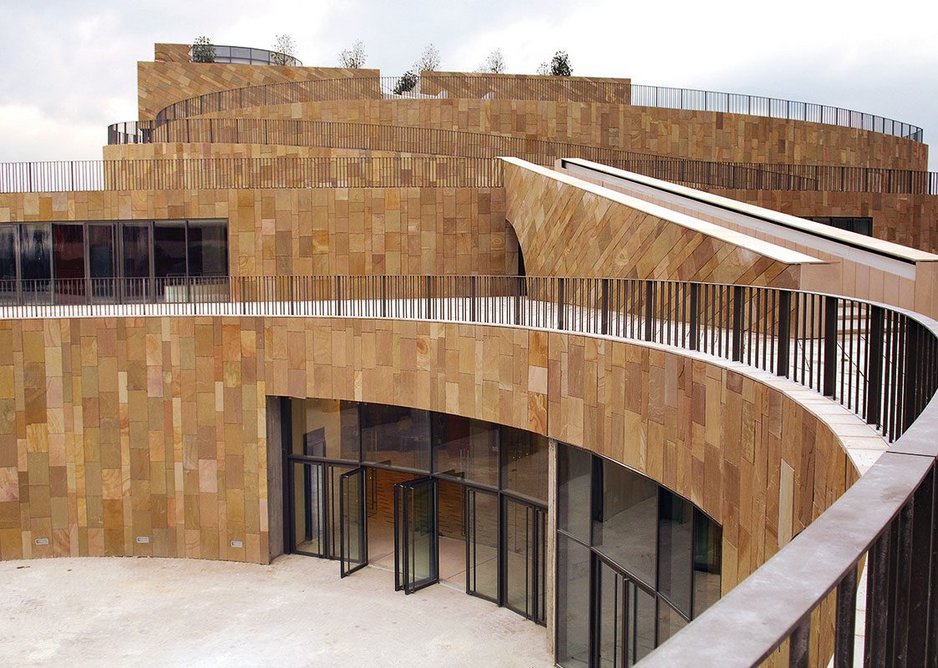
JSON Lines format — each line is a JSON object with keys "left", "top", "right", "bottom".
{"left": 0, "top": 315, "right": 858, "bottom": 602}
{"left": 189, "top": 99, "right": 926, "bottom": 170}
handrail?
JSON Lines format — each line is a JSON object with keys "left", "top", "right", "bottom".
{"left": 105, "top": 118, "right": 938, "bottom": 195}
{"left": 0, "top": 156, "right": 503, "bottom": 193}
{"left": 147, "top": 73, "right": 923, "bottom": 143}
{"left": 2, "top": 273, "right": 936, "bottom": 664}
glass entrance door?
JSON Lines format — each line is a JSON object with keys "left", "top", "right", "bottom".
{"left": 393, "top": 476, "right": 439, "bottom": 594}
{"left": 339, "top": 467, "right": 368, "bottom": 577}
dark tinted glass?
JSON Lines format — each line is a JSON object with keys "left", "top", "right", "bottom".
{"left": 122, "top": 224, "right": 150, "bottom": 278}
{"left": 693, "top": 508, "right": 722, "bottom": 617}
{"left": 153, "top": 222, "right": 187, "bottom": 277}
{"left": 593, "top": 459, "right": 657, "bottom": 587}
{"left": 187, "top": 221, "right": 228, "bottom": 276}
{"left": 360, "top": 403, "right": 430, "bottom": 471}
{"left": 629, "top": 582, "right": 656, "bottom": 664}
{"left": 557, "top": 535, "right": 591, "bottom": 667}
{"left": 0, "top": 228, "right": 16, "bottom": 296}
{"left": 597, "top": 559, "right": 625, "bottom": 668}
{"left": 657, "top": 490, "right": 693, "bottom": 616}
{"left": 558, "top": 444, "right": 592, "bottom": 542}
{"left": 656, "top": 601, "right": 688, "bottom": 646}
{"left": 52, "top": 224, "right": 84, "bottom": 280}
{"left": 19, "top": 224, "right": 51, "bottom": 282}
{"left": 501, "top": 428, "right": 548, "bottom": 502}
{"left": 432, "top": 413, "right": 498, "bottom": 486}
{"left": 87, "top": 225, "right": 115, "bottom": 278}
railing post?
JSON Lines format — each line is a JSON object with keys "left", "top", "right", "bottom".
{"left": 557, "top": 278, "right": 565, "bottom": 330}
{"left": 823, "top": 295, "right": 838, "bottom": 397}
{"left": 867, "top": 306, "right": 885, "bottom": 425}
{"left": 777, "top": 290, "right": 791, "bottom": 377}
{"left": 600, "top": 278, "right": 609, "bottom": 335}
{"left": 644, "top": 282, "right": 654, "bottom": 342}
{"left": 732, "top": 285, "right": 744, "bottom": 362}
{"left": 426, "top": 275, "right": 433, "bottom": 319}
{"left": 335, "top": 275, "right": 343, "bottom": 316}
{"left": 470, "top": 276, "right": 477, "bottom": 323}
{"left": 789, "top": 614, "right": 811, "bottom": 668}
{"left": 865, "top": 524, "right": 894, "bottom": 666}
{"left": 834, "top": 567, "right": 857, "bottom": 668}
{"left": 381, "top": 275, "right": 387, "bottom": 318}
{"left": 689, "top": 283, "right": 700, "bottom": 351}
{"left": 514, "top": 276, "right": 521, "bottom": 326}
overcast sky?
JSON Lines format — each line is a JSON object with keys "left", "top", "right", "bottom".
{"left": 1, "top": 0, "right": 936, "bottom": 168}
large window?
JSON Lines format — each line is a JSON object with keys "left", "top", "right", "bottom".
{"left": 556, "top": 443, "right": 722, "bottom": 666}
{"left": 0, "top": 219, "right": 228, "bottom": 303}
{"left": 283, "top": 397, "right": 548, "bottom": 626}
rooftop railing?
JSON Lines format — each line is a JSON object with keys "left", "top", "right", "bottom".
{"left": 106, "top": 119, "right": 938, "bottom": 195}
{"left": 2, "top": 272, "right": 936, "bottom": 665}
{"left": 148, "top": 74, "right": 923, "bottom": 143}
{"left": 193, "top": 44, "right": 302, "bottom": 67}
{"left": 0, "top": 156, "right": 503, "bottom": 193}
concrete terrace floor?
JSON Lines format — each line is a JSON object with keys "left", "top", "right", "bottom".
{"left": 0, "top": 554, "right": 552, "bottom": 667}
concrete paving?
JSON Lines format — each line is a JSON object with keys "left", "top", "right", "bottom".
{"left": 0, "top": 555, "right": 552, "bottom": 667}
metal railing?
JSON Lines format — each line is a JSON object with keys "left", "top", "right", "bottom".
{"left": 630, "top": 84, "right": 923, "bottom": 142}
{"left": 147, "top": 73, "right": 922, "bottom": 143}
{"left": 193, "top": 44, "right": 302, "bottom": 67}
{"left": 0, "top": 156, "right": 503, "bottom": 193}
{"left": 105, "top": 119, "right": 938, "bottom": 195}
{"left": 2, "top": 272, "right": 937, "bottom": 664}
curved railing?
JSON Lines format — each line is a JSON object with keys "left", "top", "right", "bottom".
{"left": 147, "top": 74, "right": 923, "bottom": 143}
{"left": 192, "top": 44, "right": 302, "bottom": 67}
{"left": 2, "top": 272, "right": 936, "bottom": 665}
{"left": 105, "top": 118, "right": 938, "bottom": 195}
{"left": 0, "top": 156, "right": 502, "bottom": 193}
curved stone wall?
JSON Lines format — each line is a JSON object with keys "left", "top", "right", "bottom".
{"left": 191, "top": 99, "right": 927, "bottom": 170}
{"left": 0, "top": 315, "right": 860, "bottom": 601}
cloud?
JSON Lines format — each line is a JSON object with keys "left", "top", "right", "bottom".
{"left": 1, "top": 0, "right": 935, "bottom": 167}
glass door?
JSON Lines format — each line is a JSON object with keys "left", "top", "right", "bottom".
{"left": 339, "top": 467, "right": 368, "bottom": 577}
{"left": 291, "top": 461, "right": 328, "bottom": 558}
{"left": 466, "top": 487, "right": 499, "bottom": 601}
{"left": 393, "top": 476, "right": 439, "bottom": 594}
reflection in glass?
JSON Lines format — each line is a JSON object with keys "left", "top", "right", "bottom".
{"left": 88, "top": 224, "right": 116, "bottom": 299}
{"left": 432, "top": 413, "right": 498, "bottom": 486}
{"left": 657, "top": 490, "right": 693, "bottom": 616}
{"left": 656, "top": 600, "right": 687, "bottom": 646}
{"left": 52, "top": 224, "right": 85, "bottom": 301}
{"left": 557, "top": 535, "right": 591, "bottom": 667}
{"left": 693, "top": 508, "right": 723, "bottom": 617}
{"left": 629, "top": 582, "right": 656, "bottom": 664}
{"left": 597, "top": 559, "right": 625, "bottom": 668}
{"left": 153, "top": 221, "right": 187, "bottom": 278}
{"left": 339, "top": 467, "right": 367, "bottom": 576}
{"left": 122, "top": 224, "right": 150, "bottom": 301}
{"left": 292, "top": 461, "right": 326, "bottom": 557}
{"left": 501, "top": 428, "right": 548, "bottom": 502}
{"left": 19, "top": 224, "right": 51, "bottom": 298}
{"left": 0, "top": 227, "right": 15, "bottom": 301}
{"left": 361, "top": 403, "right": 430, "bottom": 472}
{"left": 558, "top": 445, "right": 592, "bottom": 542}
{"left": 292, "top": 399, "right": 360, "bottom": 461}
{"left": 187, "top": 221, "right": 228, "bottom": 276}
{"left": 466, "top": 488, "right": 498, "bottom": 601}
{"left": 593, "top": 459, "right": 658, "bottom": 587}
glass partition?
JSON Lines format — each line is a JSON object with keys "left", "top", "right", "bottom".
{"left": 501, "top": 429, "right": 548, "bottom": 502}
{"left": 18, "top": 224, "right": 51, "bottom": 299}
{"left": 432, "top": 413, "right": 499, "bottom": 486}
{"left": 361, "top": 403, "right": 431, "bottom": 472}
{"left": 0, "top": 227, "right": 16, "bottom": 302}
{"left": 52, "top": 224, "right": 84, "bottom": 301}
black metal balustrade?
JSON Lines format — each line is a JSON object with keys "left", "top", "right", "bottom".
{"left": 145, "top": 74, "right": 922, "bottom": 142}
{"left": 0, "top": 156, "right": 503, "bottom": 193}
{"left": 2, "top": 273, "right": 936, "bottom": 665}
